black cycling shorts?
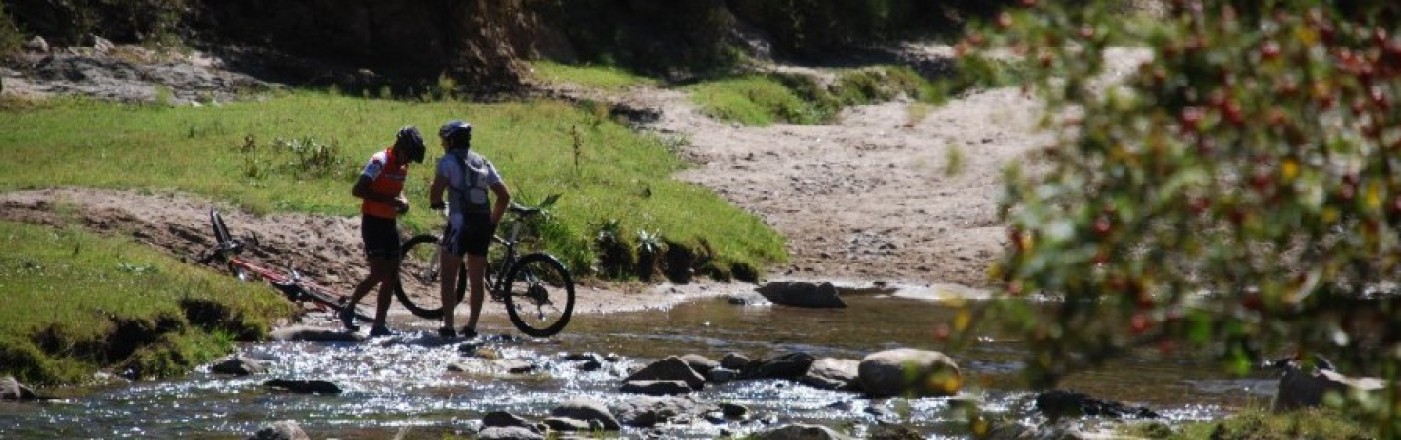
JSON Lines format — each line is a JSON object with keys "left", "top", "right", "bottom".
{"left": 361, "top": 215, "right": 401, "bottom": 260}
{"left": 442, "top": 213, "right": 495, "bottom": 258}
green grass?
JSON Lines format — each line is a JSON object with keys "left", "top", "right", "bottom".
{"left": 527, "top": 61, "right": 657, "bottom": 90}
{"left": 0, "top": 220, "right": 292, "bottom": 385}
{"left": 0, "top": 91, "right": 786, "bottom": 277}
{"left": 688, "top": 66, "right": 949, "bottom": 127}
{"left": 1122, "top": 407, "right": 1373, "bottom": 439}
{"left": 689, "top": 75, "right": 820, "bottom": 126}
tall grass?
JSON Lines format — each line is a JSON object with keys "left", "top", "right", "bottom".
{"left": 0, "top": 220, "right": 291, "bottom": 385}
{"left": 0, "top": 91, "right": 787, "bottom": 276}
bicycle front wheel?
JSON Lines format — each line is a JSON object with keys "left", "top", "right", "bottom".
{"left": 396, "top": 234, "right": 465, "bottom": 320}
{"left": 503, "top": 253, "right": 575, "bottom": 337}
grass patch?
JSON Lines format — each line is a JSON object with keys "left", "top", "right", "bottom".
{"left": 1122, "top": 407, "right": 1373, "bottom": 439}
{"left": 925, "top": 55, "right": 1028, "bottom": 104}
{"left": 689, "top": 75, "right": 820, "bottom": 126}
{"left": 0, "top": 91, "right": 787, "bottom": 279}
{"left": 0, "top": 220, "right": 292, "bottom": 385}
{"left": 689, "top": 66, "right": 947, "bottom": 127}
{"left": 528, "top": 61, "right": 657, "bottom": 90}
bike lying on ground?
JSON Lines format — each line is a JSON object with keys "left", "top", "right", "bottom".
{"left": 199, "top": 208, "right": 373, "bottom": 323}
{"left": 396, "top": 201, "right": 576, "bottom": 337}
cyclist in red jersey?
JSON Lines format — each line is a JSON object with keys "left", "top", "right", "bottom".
{"left": 343, "top": 126, "right": 426, "bottom": 337}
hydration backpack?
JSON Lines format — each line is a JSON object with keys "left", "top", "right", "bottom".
{"left": 450, "top": 150, "right": 492, "bottom": 214}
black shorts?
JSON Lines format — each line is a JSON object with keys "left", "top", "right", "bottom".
{"left": 361, "top": 215, "right": 401, "bottom": 260}
{"left": 442, "top": 213, "right": 495, "bottom": 257}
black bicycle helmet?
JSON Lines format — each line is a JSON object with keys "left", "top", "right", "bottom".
{"left": 439, "top": 119, "right": 472, "bottom": 150}
{"left": 395, "top": 126, "right": 426, "bottom": 163}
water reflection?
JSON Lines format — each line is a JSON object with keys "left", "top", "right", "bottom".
{"left": 0, "top": 295, "right": 1270, "bottom": 438}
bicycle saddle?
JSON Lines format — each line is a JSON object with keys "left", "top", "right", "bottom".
{"left": 509, "top": 203, "right": 541, "bottom": 217}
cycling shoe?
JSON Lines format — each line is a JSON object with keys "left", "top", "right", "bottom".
{"left": 369, "top": 325, "right": 395, "bottom": 337}
{"left": 338, "top": 307, "right": 360, "bottom": 332}
{"left": 437, "top": 326, "right": 457, "bottom": 338}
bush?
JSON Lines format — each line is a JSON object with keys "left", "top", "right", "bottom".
{"left": 954, "top": 0, "right": 1401, "bottom": 434}
{"left": 0, "top": 3, "right": 24, "bottom": 56}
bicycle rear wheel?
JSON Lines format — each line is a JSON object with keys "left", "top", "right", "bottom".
{"left": 502, "top": 253, "right": 575, "bottom": 337}
{"left": 396, "top": 234, "right": 465, "bottom": 320}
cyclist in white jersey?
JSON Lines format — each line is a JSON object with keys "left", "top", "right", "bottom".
{"left": 428, "top": 120, "right": 511, "bottom": 339}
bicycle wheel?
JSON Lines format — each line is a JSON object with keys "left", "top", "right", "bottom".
{"left": 396, "top": 234, "right": 465, "bottom": 320}
{"left": 502, "top": 253, "right": 575, "bottom": 337}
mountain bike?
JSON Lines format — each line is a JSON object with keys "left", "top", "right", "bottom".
{"left": 200, "top": 208, "right": 373, "bottom": 323}
{"left": 396, "top": 202, "right": 575, "bottom": 337}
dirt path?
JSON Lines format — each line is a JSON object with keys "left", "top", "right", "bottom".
{"left": 601, "top": 81, "right": 1046, "bottom": 292}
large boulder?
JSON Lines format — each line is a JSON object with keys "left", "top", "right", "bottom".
{"left": 610, "top": 395, "right": 707, "bottom": 427}
{"left": 0, "top": 376, "right": 37, "bottom": 400}
{"left": 744, "top": 352, "right": 816, "bottom": 380}
{"left": 858, "top": 348, "right": 961, "bottom": 398}
{"left": 1034, "top": 389, "right": 1159, "bottom": 420}
{"left": 757, "top": 281, "right": 846, "bottom": 308}
{"left": 800, "top": 358, "right": 861, "bottom": 391}
{"left": 1271, "top": 356, "right": 1385, "bottom": 412}
{"left": 211, "top": 356, "right": 268, "bottom": 376}
{"left": 625, "top": 356, "right": 706, "bottom": 390}
{"left": 548, "top": 398, "right": 621, "bottom": 431}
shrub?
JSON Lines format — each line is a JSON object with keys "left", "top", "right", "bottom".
{"left": 0, "top": 4, "right": 23, "bottom": 56}
{"left": 957, "top": 0, "right": 1401, "bottom": 434}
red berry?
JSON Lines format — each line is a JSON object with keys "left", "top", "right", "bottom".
{"left": 1093, "top": 216, "right": 1112, "bottom": 234}
{"left": 1260, "top": 40, "right": 1281, "bottom": 59}
{"left": 996, "top": 12, "right": 1013, "bottom": 29}
{"left": 1131, "top": 313, "right": 1150, "bottom": 334}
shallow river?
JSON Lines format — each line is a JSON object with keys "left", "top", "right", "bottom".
{"left": 0, "top": 293, "right": 1277, "bottom": 438}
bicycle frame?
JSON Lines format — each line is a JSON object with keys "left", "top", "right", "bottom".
{"left": 203, "top": 209, "right": 368, "bottom": 320}
{"left": 415, "top": 210, "right": 529, "bottom": 300}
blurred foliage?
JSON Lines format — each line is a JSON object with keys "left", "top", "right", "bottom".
{"left": 0, "top": 3, "right": 23, "bottom": 55}
{"left": 533, "top": 0, "right": 1015, "bottom": 79}
{"left": 950, "top": 0, "right": 1401, "bottom": 435}
{"left": 728, "top": 0, "right": 1015, "bottom": 60}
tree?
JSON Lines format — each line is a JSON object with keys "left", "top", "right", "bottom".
{"left": 954, "top": 0, "right": 1401, "bottom": 434}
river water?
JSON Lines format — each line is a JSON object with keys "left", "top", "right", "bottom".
{"left": 0, "top": 292, "right": 1278, "bottom": 439}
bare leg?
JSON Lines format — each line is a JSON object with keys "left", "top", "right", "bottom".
{"left": 464, "top": 253, "right": 488, "bottom": 334}
{"left": 439, "top": 247, "right": 463, "bottom": 330}
{"left": 345, "top": 256, "right": 392, "bottom": 329}
{"left": 347, "top": 256, "right": 386, "bottom": 306}
{"left": 362, "top": 257, "right": 396, "bottom": 328}
{"left": 372, "top": 257, "right": 399, "bottom": 328}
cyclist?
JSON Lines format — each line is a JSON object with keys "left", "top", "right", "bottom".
{"left": 428, "top": 119, "right": 511, "bottom": 339}
{"left": 343, "top": 126, "right": 426, "bottom": 337}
